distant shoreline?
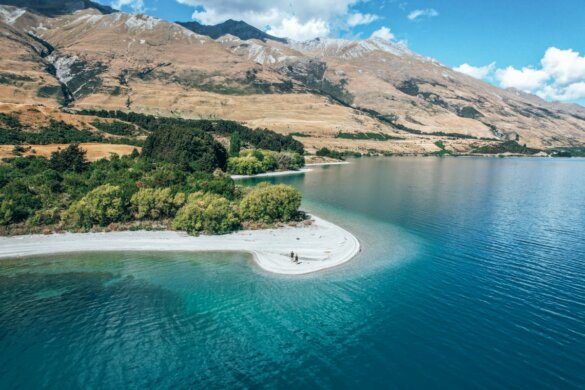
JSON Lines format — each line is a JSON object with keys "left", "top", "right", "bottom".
{"left": 231, "top": 168, "right": 313, "bottom": 179}
{"left": 0, "top": 215, "right": 361, "bottom": 275}
{"left": 231, "top": 161, "right": 350, "bottom": 179}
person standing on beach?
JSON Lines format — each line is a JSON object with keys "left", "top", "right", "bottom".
{"left": 295, "top": 254, "right": 299, "bottom": 263}
{"left": 290, "top": 251, "right": 294, "bottom": 261}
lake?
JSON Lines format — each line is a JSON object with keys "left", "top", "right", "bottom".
{"left": 1, "top": 157, "right": 584, "bottom": 388}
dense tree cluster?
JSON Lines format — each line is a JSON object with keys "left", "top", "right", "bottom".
{"left": 1, "top": 110, "right": 307, "bottom": 235}
{"left": 172, "top": 192, "right": 240, "bottom": 235}
{"left": 79, "top": 110, "right": 304, "bottom": 154}
{"left": 472, "top": 141, "right": 540, "bottom": 155}
{"left": 0, "top": 115, "right": 141, "bottom": 146}
{"left": 0, "top": 151, "right": 303, "bottom": 235}
{"left": 316, "top": 147, "right": 345, "bottom": 160}
{"left": 227, "top": 149, "right": 304, "bottom": 175}
{"left": 240, "top": 183, "right": 302, "bottom": 223}
{"left": 142, "top": 126, "right": 228, "bottom": 172}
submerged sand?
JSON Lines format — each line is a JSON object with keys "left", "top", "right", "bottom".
{"left": 0, "top": 215, "right": 360, "bottom": 275}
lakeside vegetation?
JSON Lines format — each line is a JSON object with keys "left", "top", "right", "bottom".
{"left": 0, "top": 124, "right": 305, "bottom": 236}
{"left": 228, "top": 149, "right": 304, "bottom": 175}
{"left": 471, "top": 141, "right": 540, "bottom": 155}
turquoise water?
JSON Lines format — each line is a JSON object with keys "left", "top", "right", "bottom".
{"left": 1, "top": 157, "right": 585, "bottom": 388}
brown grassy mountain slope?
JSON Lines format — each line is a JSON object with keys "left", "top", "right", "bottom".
{"left": 1, "top": 4, "right": 584, "bottom": 154}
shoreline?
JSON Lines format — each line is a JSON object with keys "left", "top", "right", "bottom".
{"left": 231, "top": 168, "right": 313, "bottom": 179}
{"left": 305, "top": 161, "right": 350, "bottom": 166}
{"left": 0, "top": 215, "right": 361, "bottom": 275}
{"left": 231, "top": 161, "right": 350, "bottom": 179}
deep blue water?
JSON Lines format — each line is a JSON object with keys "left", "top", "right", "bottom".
{"left": 1, "top": 157, "right": 585, "bottom": 388}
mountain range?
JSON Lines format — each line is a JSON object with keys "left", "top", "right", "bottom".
{"left": 1, "top": 0, "right": 584, "bottom": 155}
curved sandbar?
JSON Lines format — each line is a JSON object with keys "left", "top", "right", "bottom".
{"left": 0, "top": 215, "right": 360, "bottom": 275}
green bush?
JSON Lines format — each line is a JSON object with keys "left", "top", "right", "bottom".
{"left": 130, "top": 187, "right": 185, "bottom": 220}
{"left": 228, "top": 150, "right": 304, "bottom": 175}
{"left": 0, "top": 181, "right": 41, "bottom": 225}
{"left": 274, "top": 152, "right": 304, "bottom": 170}
{"left": 315, "top": 147, "right": 344, "bottom": 160}
{"left": 172, "top": 192, "right": 239, "bottom": 234}
{"left": 64, "top": 184, "right": 125, "bottom": 228}
{"left": 186, "top": 172, "right": 237, "bottom": 199}
{"left": 228, "top": 155, "right": 265, "bottom": 175}
{"left": 240, "top": 183, "right": 302, "bottom": 223}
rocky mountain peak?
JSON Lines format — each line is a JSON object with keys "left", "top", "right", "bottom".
{"left": 178, "top": 18, "right": 287, "bottom": 43}
{"left": 0, "top": 0, "right": 116, "bottom": 16}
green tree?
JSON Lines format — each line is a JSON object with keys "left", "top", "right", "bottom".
{"left": 274, "top": 152, "right": 304, "bottom": 170}
{"left": 130, "top": 187, "right": 185, "bottom": 220}
{"left": 64, "top": 184, "right": 125, "bottom": 228}
{"left": 50, "top": 144, "right": 88, "bottom": 173}
{"left": 229, "top": 132, "right": 241, "bottom": 156}
{"left": 142, "top": 126, "right": 227, "bottom": 172}
{"left": 172, "top": 192, "right": 240, "bottom": 234}
{"left": 240, "top": 183, "right": 302, "bottom": 223}
{"left": 227, "top": 156, "right": 265, "bottom": 175}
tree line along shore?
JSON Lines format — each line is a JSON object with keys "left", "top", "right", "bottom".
{"left": 0, "top": 112, "right": 311, "bottom": 236}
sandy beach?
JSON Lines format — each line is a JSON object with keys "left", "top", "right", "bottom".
{"left": 305, "top": 161, "right": 350, "bottom": 166}
{"left": 231, "top": 168, "right": 313, "bottom": 179}
{"left": 231, "top": 162, "right": 349, "bottom": 179}
{"left": 0, "top": 215, "right": 360, "bottom": 275}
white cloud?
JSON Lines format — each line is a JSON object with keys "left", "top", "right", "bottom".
{"left": 111, "top": 0, "right": 145, "bottom": 12}
{"left": 407, "top": 8, "right": 438, "bottom": 21}
{"left": 347, "top": 12, "right": 379, "bottom": 27}
{"left": 495, "top": 66, "right": 549, "bottom": 92}
{"left": 266, "top": 17, "right": 330, "bottom": 41}
{"left": 454, "top": 62, "right": 496, "bottom": 79}
{"left": 487, "top": 47, "right": 585, "bottom": 102}
{"left": 541, "top": 47, "right": 585, "bottom": 86}
{"left": 370, "top": 26, "right": 395, "bottom": 41}
{"left": 176, "top": 0, "right": 366, "bottom": 40}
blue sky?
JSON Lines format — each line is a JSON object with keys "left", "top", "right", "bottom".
{"left": 98, "top": 0, "right": 585, "bottom": 105}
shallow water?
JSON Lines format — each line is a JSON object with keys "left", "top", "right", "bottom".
{"left": 1, "top": 157, "right": 585, "bottom": 388}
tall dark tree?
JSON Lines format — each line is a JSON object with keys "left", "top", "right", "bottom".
{"left": 142, "top": 127, "right": 228, "bottom": 172}
{"left": 229, "top": 132, "right": 241, "bottom": 156}
{"left": 50, "top": 144, "right": 88, "bottom": 173}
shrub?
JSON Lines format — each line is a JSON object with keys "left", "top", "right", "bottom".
{"left": 240, "top": 183, "right": 302, "bottom": 223}
{"left": 228, "top": 150, "right": 303, "bottom": 174}
{"left": 0, "top": 181, "right": 41, "bottom": 225}
{"left": 261, "top": 152, "right": 278, "bottom": 171}
{"left": 316, "top": 147, "right": 344, "bottom": 160}
{"left": 142, "top": 163, "right": 186, "bottom": 188}
{"left": 130, "top": 187, "right": 185, "bottom": 220}
{"left": 186, "top": 172, "right": 236, "bottom": 199}
{"left": 227, "top": 156, "right": 265, "bottom": 175}
{"left": 172, "top": 193, "right": 239, "bottom": 234}
{"left": 274, "top": 152, "right": 304, "bottom": 170}
{"left": 64, "top": 184, "right": 125, "bottom": 228}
